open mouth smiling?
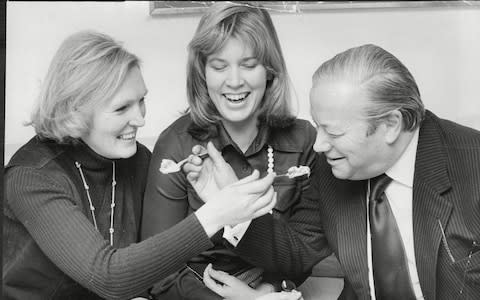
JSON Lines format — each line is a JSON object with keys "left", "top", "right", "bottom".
{"left": 223, "top": 92, "right": 250, "bottom": 103}
{"left": 118, "top": 132, "right": 136, "bottom": 140}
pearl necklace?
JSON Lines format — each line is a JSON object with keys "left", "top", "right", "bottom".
{"left": 267, "top": 145, "right": 274, "bottom": 174}
{"left": 75, "top": 161, "right": 116, "bottom": 246}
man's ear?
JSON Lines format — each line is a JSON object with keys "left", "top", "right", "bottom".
{"left": 383, "top": 110, "right": 403, "bottom": 144}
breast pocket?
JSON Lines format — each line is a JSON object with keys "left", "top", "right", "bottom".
{"left": 272, "top": 177, "right": 301, "bottom": 220}
{"left": 451, "top": 245, "right": 480, "bottom": 285}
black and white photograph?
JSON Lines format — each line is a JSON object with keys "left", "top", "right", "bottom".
{"left": 3, "top": 1, "right": 480, "bottom": 299}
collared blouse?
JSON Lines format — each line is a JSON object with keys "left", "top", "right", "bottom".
{"left": 141, "top": 113, "right": 317, "bottom": 277}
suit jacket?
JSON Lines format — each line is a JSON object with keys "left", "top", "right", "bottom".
{"left": 235, "top": 111, "right": 480, "bottom": 299}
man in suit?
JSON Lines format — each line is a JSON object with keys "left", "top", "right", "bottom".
{"left": 186, "top": 44, "right": 480, "bottom": 299}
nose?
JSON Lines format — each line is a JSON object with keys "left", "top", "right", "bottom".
{"left": 313, "top": 129, "right": 332, "bottom": 153}
{"left": 225, "top": 67, "right": 244, "bottom": 88}
{"left": 129, "top": 102, "right": 146, "bottom": 127}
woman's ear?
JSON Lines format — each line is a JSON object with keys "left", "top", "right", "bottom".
{"left": 383, "top": 110, "right": 403, "bottom": 144}
{"left": 266, "top": 71, "right": 274, "bottom": 81}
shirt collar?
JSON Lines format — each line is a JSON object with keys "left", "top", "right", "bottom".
{"left": 215, "top": 121, "right": 271, "bottom": 155}
{"left": 214, "top": 120, "right": 305, "bottom": 155}
{"left": 385, "top": 128, "right": 419, "bottom": 188}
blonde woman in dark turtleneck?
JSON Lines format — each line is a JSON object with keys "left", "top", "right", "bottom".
{"left": 3, "top": 30, "right": 276, "bottom": 300}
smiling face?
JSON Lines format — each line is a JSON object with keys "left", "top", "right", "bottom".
{"left": 81, "top": 66, "right": 148, "bottom": 159}
{"left": 310, "top": 79, "right": 391, "bottom": 180}
{"left": 205, "top": 37, "right": 267, "bottom": 130}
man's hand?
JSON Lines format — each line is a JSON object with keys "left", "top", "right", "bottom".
{"left": 184, "top": 142, "right": 238, "bottom": 202}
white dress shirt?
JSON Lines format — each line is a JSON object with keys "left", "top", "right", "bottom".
{"left": 367, "top": 128, "right": 424, "bottom": 299}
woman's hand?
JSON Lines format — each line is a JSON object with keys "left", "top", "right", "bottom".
{"left": 184, "top": 141, "right": 238, "bottom": 202}
{"left": 194, "top": 169, "right": 276, "bottom": 237}
{"left": 203, "top": 264, "right": 303, "bottom": 300}
{"left": 256, "top": 291, "right": 304, "bottom": 300}
{"left": 203, "top": 264, "right": 263, "bottom": 300}
{"left": 189, "top": 141, "right": 276, "bottom": 237}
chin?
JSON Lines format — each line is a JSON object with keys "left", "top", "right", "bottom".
{"left": 331, "top": 167, "right": 355, "bottom": 180}
{"left": 331, "top": 168, "right": 346, "bottom": 180}
{"left": 114, "top": 145, "right": 138, "bottom": 159}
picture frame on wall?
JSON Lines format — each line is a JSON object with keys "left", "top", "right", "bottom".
{"left": 149, "top": 1, "right": 480, "bottom": 16}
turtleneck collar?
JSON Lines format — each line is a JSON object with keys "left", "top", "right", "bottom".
{"left": 68, "top": 139, "right": 114, "bottom": 171}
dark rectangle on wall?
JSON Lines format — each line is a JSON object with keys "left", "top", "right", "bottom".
{"left": 149, "top": 1, "right": 480, "bottom": 16}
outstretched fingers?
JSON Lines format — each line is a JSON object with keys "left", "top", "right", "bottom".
{"left": 251, "top": 188, "right": 277, "bottom": 219}
{"left": 234, "top": 171, "right": 275, "bottom": 194}
{"left": 232, "top": 169, "right": 260, "bottom": 186}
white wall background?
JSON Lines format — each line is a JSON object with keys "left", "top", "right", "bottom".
{"left": 5, "top": 1, "right": 480, "bottom": 162}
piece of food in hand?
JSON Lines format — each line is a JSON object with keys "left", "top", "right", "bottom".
{"left": 159, "top": 152, "right": 209, "bottom": 175}
{"left": 159, "top": 159, "right": 181, "bottom": 174}
{"left": 286, "top": 166, "right": 311, "bottom": 178}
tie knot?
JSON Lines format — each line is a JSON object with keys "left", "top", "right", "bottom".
{"left": 369, "top": 173, "right": 392, "bottom": 202}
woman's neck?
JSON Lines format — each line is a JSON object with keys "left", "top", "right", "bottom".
{"left": 222, "top": 120, "right": 258, "bottom": 153}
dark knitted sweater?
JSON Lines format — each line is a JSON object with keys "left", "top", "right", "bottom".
{"left": 3, "top": 136, "right": 213, "bottom": 300}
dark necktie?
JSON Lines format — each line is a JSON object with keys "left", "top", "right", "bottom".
{"left": 369, "top": 174, "right": 416, "bottom": 300}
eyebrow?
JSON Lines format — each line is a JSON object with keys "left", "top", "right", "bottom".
{"left": 120, "top": 92, "right": 148, "bottom": 105}
{"left": 207, "top": 56, "right": 258, "bottom": 63}
{"left": 313, "top": 118, "right": 345, "bottom": 132}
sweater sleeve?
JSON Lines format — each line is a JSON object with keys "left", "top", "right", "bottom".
{"left": 6, "top": 166, "right": 213, "bottom": 300}
{"left": 141, "top": 127, "right": 192, "bottom": 239}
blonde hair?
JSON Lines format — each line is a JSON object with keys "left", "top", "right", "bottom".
{"left": 186, "top": 2, "right": 295, "bottom": 132}
{"left": 30, "top": 30, "right": 140, "bottom": 143}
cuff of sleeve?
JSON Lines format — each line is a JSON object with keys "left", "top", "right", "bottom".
{"left": 222, "top": 220, "right": 251, "bottom": 247}
{"left": 188, "top": 214, "right": 215, "bottom": 249}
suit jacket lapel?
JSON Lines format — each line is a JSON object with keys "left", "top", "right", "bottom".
{"left": 413, "top": 111, "right": 453, "bottom": 300}
{"left": 337, "top": 179, "right": 371, "bottom": 298}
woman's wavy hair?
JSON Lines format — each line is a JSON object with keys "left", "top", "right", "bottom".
{"left": 186, "top": 2, "right": 296, "bottom": 135}
{"left": 30, "top": 30, "right": 140, "bottom": 143}
{"left": 312, "top": 44, "right": 425, "bottom": 133}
